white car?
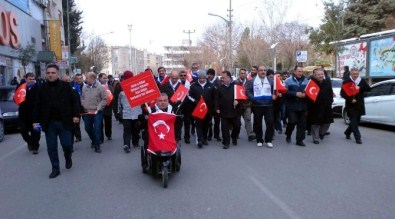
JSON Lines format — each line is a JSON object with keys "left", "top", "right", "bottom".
{"left": 342, "top": 79, "right": 395, "bottom": 126}
{"left": 331, "top": 78, "right": 344, "bottom": 115}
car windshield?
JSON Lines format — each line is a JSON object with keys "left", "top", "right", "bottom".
{"left": 331, "top": 79, "right": 342, "bottom": 88}
{"left": 0, "top": 89, "right": 15, "bottom": 101}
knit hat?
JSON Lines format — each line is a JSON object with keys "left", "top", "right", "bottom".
{"left": 198, "top": 70, "right": 207, "bottom": 78}
{"left": 123, "top": 70, "right": 134, "bottom": 80}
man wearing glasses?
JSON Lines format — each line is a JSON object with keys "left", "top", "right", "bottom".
{"left": 32, "top": 64, "right": 80, "bottom": 178}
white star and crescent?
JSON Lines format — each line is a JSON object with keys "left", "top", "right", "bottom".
{"left": 199, "top": 103, "right": 207, "bottom": 112}
{"left": 152, "top": 120, "right": 170, "bottom": 139}
{"left": 309, "top": 87, "right": 317, "bottom": 96}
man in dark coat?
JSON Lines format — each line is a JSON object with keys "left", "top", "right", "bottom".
{"left": 207, "top": 68, "right": 222, "bottom": 141}
{"left": 18, "top": 73, "right": 41, "bottom": 154}
{"left": 71, "top": 73, "right": 84, "bottom": 142}
{"left": 33, "top": 64, "right": 80, "bottom": 178}
{"left": 340, "top": 68, "right": 371, "bottom": 144}
{"left": 188, "top": 70, "right": 216, "bottom": 148}
{"left": 160, "top": 70, "right": 183, "bottom": 143}
{"left": 215, "top": 71, "right": 241, "bottom": 149}
{"left": 307, "top": 68, "right": 334, "bottom": 144}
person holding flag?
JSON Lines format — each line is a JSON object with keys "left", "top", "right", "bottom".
{"left": 178, "top": 70, "right": 194, "bottom": 144}
{"left": 284, "top": 66, "right": 309, "bottom": 146}
{"left": 235, "top": 68, "right": 256, "bottom": 141}
{"left": 306, "top": 68, "right": 334, "bottom": 144}
{"left": 340, "top": 68, "right": 371, "bottom": 144}
{"left": 17, "top": 72, "right": 41, "bottom": 154}
{"left": 189, "top": 70, "right": 216, "bottom": 148}
{"left": 160, "top": 70, "right": 185, "bottom": 144}
{"left": 215, "top": 70, "right": 241, "bottom": 149}
{"left": 98, "top": 73, "right": 114, "bottom": 142}
{"left": 245, "top": 66, "right": 276, "bottom": 148}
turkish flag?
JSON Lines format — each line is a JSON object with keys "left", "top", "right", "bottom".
{"left": 304, "top": 79, "right": 320, "bottom": 102}
{"left": 342, "top": 81, "right": 360, "bottom": 97}
{"left": 192, "top": 96, "right": 208, "bottom": 119}
{"left": 234, "top": 84, "right": 247, "bottom": 100}
{"left": 147, "top": 112, "right": 177, "bottom": 153}
{"left": 160, "top": 75, "right": 170, "bottom": 85}
{"left": 273, "top": 74, "right": 287, "bottom": 96}
{"left": 186, "top": 69, "right": 193, "bottom": 82}
{"left": 104, "top": 84, "right": 113, "bottom": 106}
{"left": 14, "top": 83, "right": 27, "bottom": 105}
{"left": 170, "top": 84, "right": 189, "bottom": 103}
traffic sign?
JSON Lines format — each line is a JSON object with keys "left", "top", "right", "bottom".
{"left": 70, "top": 56, "right": 78, "bottom": 63}
{"left": 296, "top": 50, "right": 308, "bottom": 62}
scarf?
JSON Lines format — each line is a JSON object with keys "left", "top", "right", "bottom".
{"left": 169, "top": 80, "right": 180, "bottom": 91}
{"left": 253, "top": 76, "right": 272, "bottom": 100}
{"left": 154, "top": 104, "right": 173, "bottom": 113}
{"left": 350, "top": 76, "right": 361, "bottom": 85}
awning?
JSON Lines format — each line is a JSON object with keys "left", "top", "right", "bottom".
{"left": 37, "top": 51, "right": 56, "bottom": 63}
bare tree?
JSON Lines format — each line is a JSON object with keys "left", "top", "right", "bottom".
{"left": 14, "top": 43, "right": 36, "bottom": 75}
{"left": 85, "top": 37, "right": 110, "bottom": 73}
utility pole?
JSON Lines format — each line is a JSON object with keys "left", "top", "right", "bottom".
{"left": 183, "top": 30, "right": 195, "bottom": 67}
{"left": 227, "top": 0, "right": 233, "bottom": 74}
{"left": 66, "top": 0, "right": 72, "bottom": 74}
{"left": 128, "top": 24, "right": 132, "bottom": 71}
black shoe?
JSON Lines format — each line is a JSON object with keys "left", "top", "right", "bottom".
{"left": 319, "top": 134, "right": 325, "bottom": 140}
{"left": 307, "top": 131, "right": 311, "bottom": 136}
{"left": 296, "top": 141, "right": 306, "bottom": 147}
{"left": 313, "top": 140, "right": 319, "bottom": 144}
{"left": 184, "top": 139, "right": 190, "bottom": 144}
{"left": 215, "top": 137, "right": 222, "bottom": 141}
{"left": 202, "top": 141, "right": 208, "bottom": 145}
{"left": 325, "top": 131, "right": 330, "bottom": 135}
{"left": 123, "top": 145, "right": 130, "bottom": 153}
{"left": 32, "top": 150, "right": 38, "bottom": 155}
{"left": 223, "top": 145, "right": 229, "bottom": 149}
{"left": 356, "top": 139, "right": 362, "bottom": 144}
{"left": 107, "top": 137, "right": 112, "bottom": 140}
{"left": 49, "top": 170, "right": 60, "bottom": 179}
{"left": 75, "top": 138, "right": 81, "bottom": 142}
{"left": 248, "top": 136, "right": 256, "bottom": 141}
{"left": 99, "top": 140, "right": 104, "bottom": 144}
{"left": 207, "top": 137, "right": 212, "bottom": 141}
{"left": 286, "top": 136, "right": 291, "bottom": 143}
{"left": 344, "top": 131, "right": 351, "bottom": 139}
{"left": 95, "top": 148, "right": 102, "bottom": 153}
{"left": 27, "top": 144, "right": 33, "bottom": 151}
{"left": 197, "top": 142, "right": 203, "bottom": 148}
{"left": 65, "top": 157, "right": 72, "bottom": 169}
{"left": 232, "top": 139, "right": 237, "bottom": 146}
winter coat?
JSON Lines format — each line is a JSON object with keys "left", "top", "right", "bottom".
{"left": 340, "top": 78, "right": 371, "bottom": 117}
{"left": 215, "top": 82, "right": 241, "bottom": 118}
{"left": 307, "top": 78, "right": 334, "bottom": 125}
{"left": 284, "top": 75, "right": 309, "bottom": 112}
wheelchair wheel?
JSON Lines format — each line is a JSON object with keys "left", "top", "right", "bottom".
{"left": 162, "top": 166, "right": 168, "bottom": 188}
{"left": 141, "top": 147, "right": 148, "bottom": 174}
{"left": 176, "top": 148, "right": 181, "bottom": 172}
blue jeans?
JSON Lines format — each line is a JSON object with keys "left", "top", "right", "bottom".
{"left": 45, "top": 121, "right": 73, "bottom": 171}
{"left": 82, "top": 111, "right": 103, "bottom": 149}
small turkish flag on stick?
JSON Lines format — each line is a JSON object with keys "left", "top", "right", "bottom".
{"left": 192, "top": 96, "right": 208, "bottom": 119}
{"left": 170, "top": 84, "right": 189, "bottom": 103}
{"left": 104, "top": 84, "right": 113, "bottom": 106}
{"left": 14, "top": 83, "right": 27, "bottom": 105}
{"left": 234, "top": 84, "right": 247, "bottom": 100}
{"left": 304, "top": 79, "right": 320, "bottom": 102}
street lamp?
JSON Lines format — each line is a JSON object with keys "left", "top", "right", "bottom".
{"left": 208, "top": 12, "right": 232, "bottom": 73}
{"left": 271, "top": 42, "right": 279, "bottom": 72}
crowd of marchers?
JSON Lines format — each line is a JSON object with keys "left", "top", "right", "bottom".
{"left": 14, "top": 62, "right": 370, "bottom": 179}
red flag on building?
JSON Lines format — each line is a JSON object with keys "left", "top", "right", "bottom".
{"left": 160, "top": 75, "right": 170, "bottom": 85}
{"left": 304, "top": 79, "right": 320, "bottom": 102}
{"left": 192, "top": 96, "right": 208, "bottom": 119}
{"left": 170, "top": 84, "right": 189, "bottom": 103}
{"left": 147, "top": 112, "right": 177, "bottom": 153}
{"left": 13, "top": 83, "right": 27, "bottom": 105}
{"left": 234, "top": 84, "right": 247, "bottom": 100}
{"left": 341, "top": 81, "right": 360, "bottom": 97}
{"left": 104, "top": 84, "right": 113, "bottom": 106}
{"left": 273, "top": 74, "right": 287, "bottom": 95}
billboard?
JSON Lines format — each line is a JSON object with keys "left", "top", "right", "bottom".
{"left": 369, "top": 36, "right": 395, "bottom": 77}
{"left": 48, "top": 20, "right": 62, "bottom": 60}
{"left": 337, "top": 42, "right": 367, "bottom": 77}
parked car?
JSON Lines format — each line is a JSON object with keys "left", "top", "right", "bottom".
{"left": 0, "top": 85, "right": 19, "bottom": 131}
{"left": 342, "top": 79, "right": 395, "bottom": 126}
{"left": 0, "top": 108, "right": 4, "bottom": 142}
{"left": 331, "top": 78, "right": 344, "bottom": 115}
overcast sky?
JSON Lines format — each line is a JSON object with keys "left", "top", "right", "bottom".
{"left": 76, "top": 0, "right": 326, "bottom": 53}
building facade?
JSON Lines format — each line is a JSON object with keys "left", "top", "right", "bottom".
{"left": 0, "top": 0, "right": 65, "bottom": 86}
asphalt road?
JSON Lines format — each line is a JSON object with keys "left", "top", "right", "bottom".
{"left": 0, "top": 118, "right": 394, "bottom": 219}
